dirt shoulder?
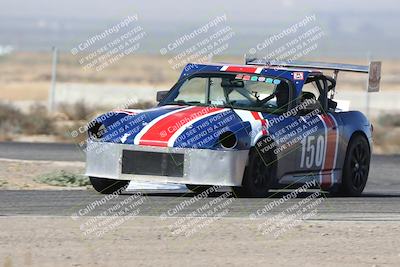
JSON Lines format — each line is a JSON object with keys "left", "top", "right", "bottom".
{"left": 0, "top": 158, "right": 85, "bottom": 190}
{"left": 0, "top": 216, "right": 399, "bottom": 267}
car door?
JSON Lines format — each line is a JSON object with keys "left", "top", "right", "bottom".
{"left": 272, "top": 109, "right": 340, "bottom": 188}
{"left": 276, "top": 76, "right": 342, "bottom": 188}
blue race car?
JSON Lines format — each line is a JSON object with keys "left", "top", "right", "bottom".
{"left": 85, "top": 59, "right": 381, "bottom": 197}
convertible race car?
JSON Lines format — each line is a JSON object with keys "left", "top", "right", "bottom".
{"left": 85, "top": 59, "right": 381, "bottom": 197}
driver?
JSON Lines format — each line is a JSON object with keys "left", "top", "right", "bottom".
{"left": 275, "top": 82, "right": 289, "bottom": 109}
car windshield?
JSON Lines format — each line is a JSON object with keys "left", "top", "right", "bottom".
{"left": 162, "top": 74, "right": 290, "bottom": 112}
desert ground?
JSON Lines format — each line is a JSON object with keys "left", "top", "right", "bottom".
{"left": 0, "top": 158, "right": 85, "bottom": 190}
{"left": 1, "top": 217, "right": 400, "bottom": 267}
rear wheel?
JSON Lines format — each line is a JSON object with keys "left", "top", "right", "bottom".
{"left": 89, "top": 177, "right": 129, "bottom": 194}
{"left": 232, "top": 147, "right": 275, "bottom": 198}
{"left": 336, "top": 135, "right": 370, "bottom": 196}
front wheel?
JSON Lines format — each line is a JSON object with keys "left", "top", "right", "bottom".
{"left": 232, "top": 147, "right": 275, "bottom": 198}
{"left": 336, "top": 135, "right": 370, "bottom": 196}
{"left": 89, "top": 177, "right": 129, "bottom": 194}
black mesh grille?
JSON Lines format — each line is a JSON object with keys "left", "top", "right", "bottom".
{"left": 121, "top": 150, "right": 184, "bottom": 177}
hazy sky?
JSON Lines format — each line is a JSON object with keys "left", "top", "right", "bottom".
{"left": 1, "top": 0, "right": 399, "bottom": 58}
{"left": 2, "top": 0, "right": 400, "bottom": 21}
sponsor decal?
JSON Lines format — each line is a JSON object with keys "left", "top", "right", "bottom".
{"left": 265, "top": 78, "right": 273, "bottom": 84}
{"left": 273, "top": 79, "right": 281, "bottom": 85}
{"left": 293, "top": 72, "right": 304, "bottom": 80}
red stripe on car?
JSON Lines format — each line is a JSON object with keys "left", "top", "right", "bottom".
{"left": 220, "top": 66, "right": 262, "bottom": 74}
{"left": 251, "top": 112, "right": 268, "bottom": 135}
{"left": 139, "top": 106, "right": 222, "bottom": 147}
{"left": 320, "top": 114, "right": 338, "bottom": 189}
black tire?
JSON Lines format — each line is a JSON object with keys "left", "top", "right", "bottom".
{"left": 186, "top": 184, "right": 212, "bottom": 194}
{"left": 89, "top": 177, "right": 129, "bottom": 194}
{"left": 337, "top": 135, "right": 370, "bottom": 196}
{"left": 232, "top": 147, "right": 275, "bottom": 198}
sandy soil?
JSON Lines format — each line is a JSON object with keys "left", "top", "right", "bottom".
{"left": 0, "top": 216, "right": 399, "bottom": 267}
{"left": 0, "top": 158, "right": 85, "bottom": 190}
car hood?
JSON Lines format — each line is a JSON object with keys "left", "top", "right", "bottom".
{"left": 92, "top": 105, "right": 253, "bottom": 149}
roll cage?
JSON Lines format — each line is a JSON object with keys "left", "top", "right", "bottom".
{"left": 302, "top": 72, "right": 337, "bottom": 112}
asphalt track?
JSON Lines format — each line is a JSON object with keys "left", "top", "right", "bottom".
{"left": 0, "top": 142, "right": 399, "bottom": 221}
{"left": 0, "top": 141, "right": 85, "bottom": 161}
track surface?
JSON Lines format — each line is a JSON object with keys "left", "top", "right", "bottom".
{"left": 0, "top": 141, "right": 84, "bottom": 161}
{"left": 1, "top": 189, "right": 400, "bottom": 221}
{"left": 0, "top": 142, "right": 399, "bottom": 221}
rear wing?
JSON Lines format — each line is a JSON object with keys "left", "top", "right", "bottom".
{"left": 245, "top": 58, "right": 382, "bottom": 92}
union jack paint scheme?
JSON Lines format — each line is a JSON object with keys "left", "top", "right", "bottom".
{"left": 86, "top": 59, "right": 381, "bottom": 197}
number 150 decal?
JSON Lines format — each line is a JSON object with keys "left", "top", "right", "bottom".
{"left": 300, "top": 135, "right": 326, "bottom": 168}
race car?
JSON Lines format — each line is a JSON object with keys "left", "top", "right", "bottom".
{"left": 85, "top": 59, "right": 381, "bottom": 197}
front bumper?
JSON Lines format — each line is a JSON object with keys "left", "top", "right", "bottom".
{"left": 85, "top": 141, "right": 249, "bottom": 186}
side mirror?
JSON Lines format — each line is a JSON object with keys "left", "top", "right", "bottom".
{"left": 156, "top": 90, "right": 169, "bottom": 102}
